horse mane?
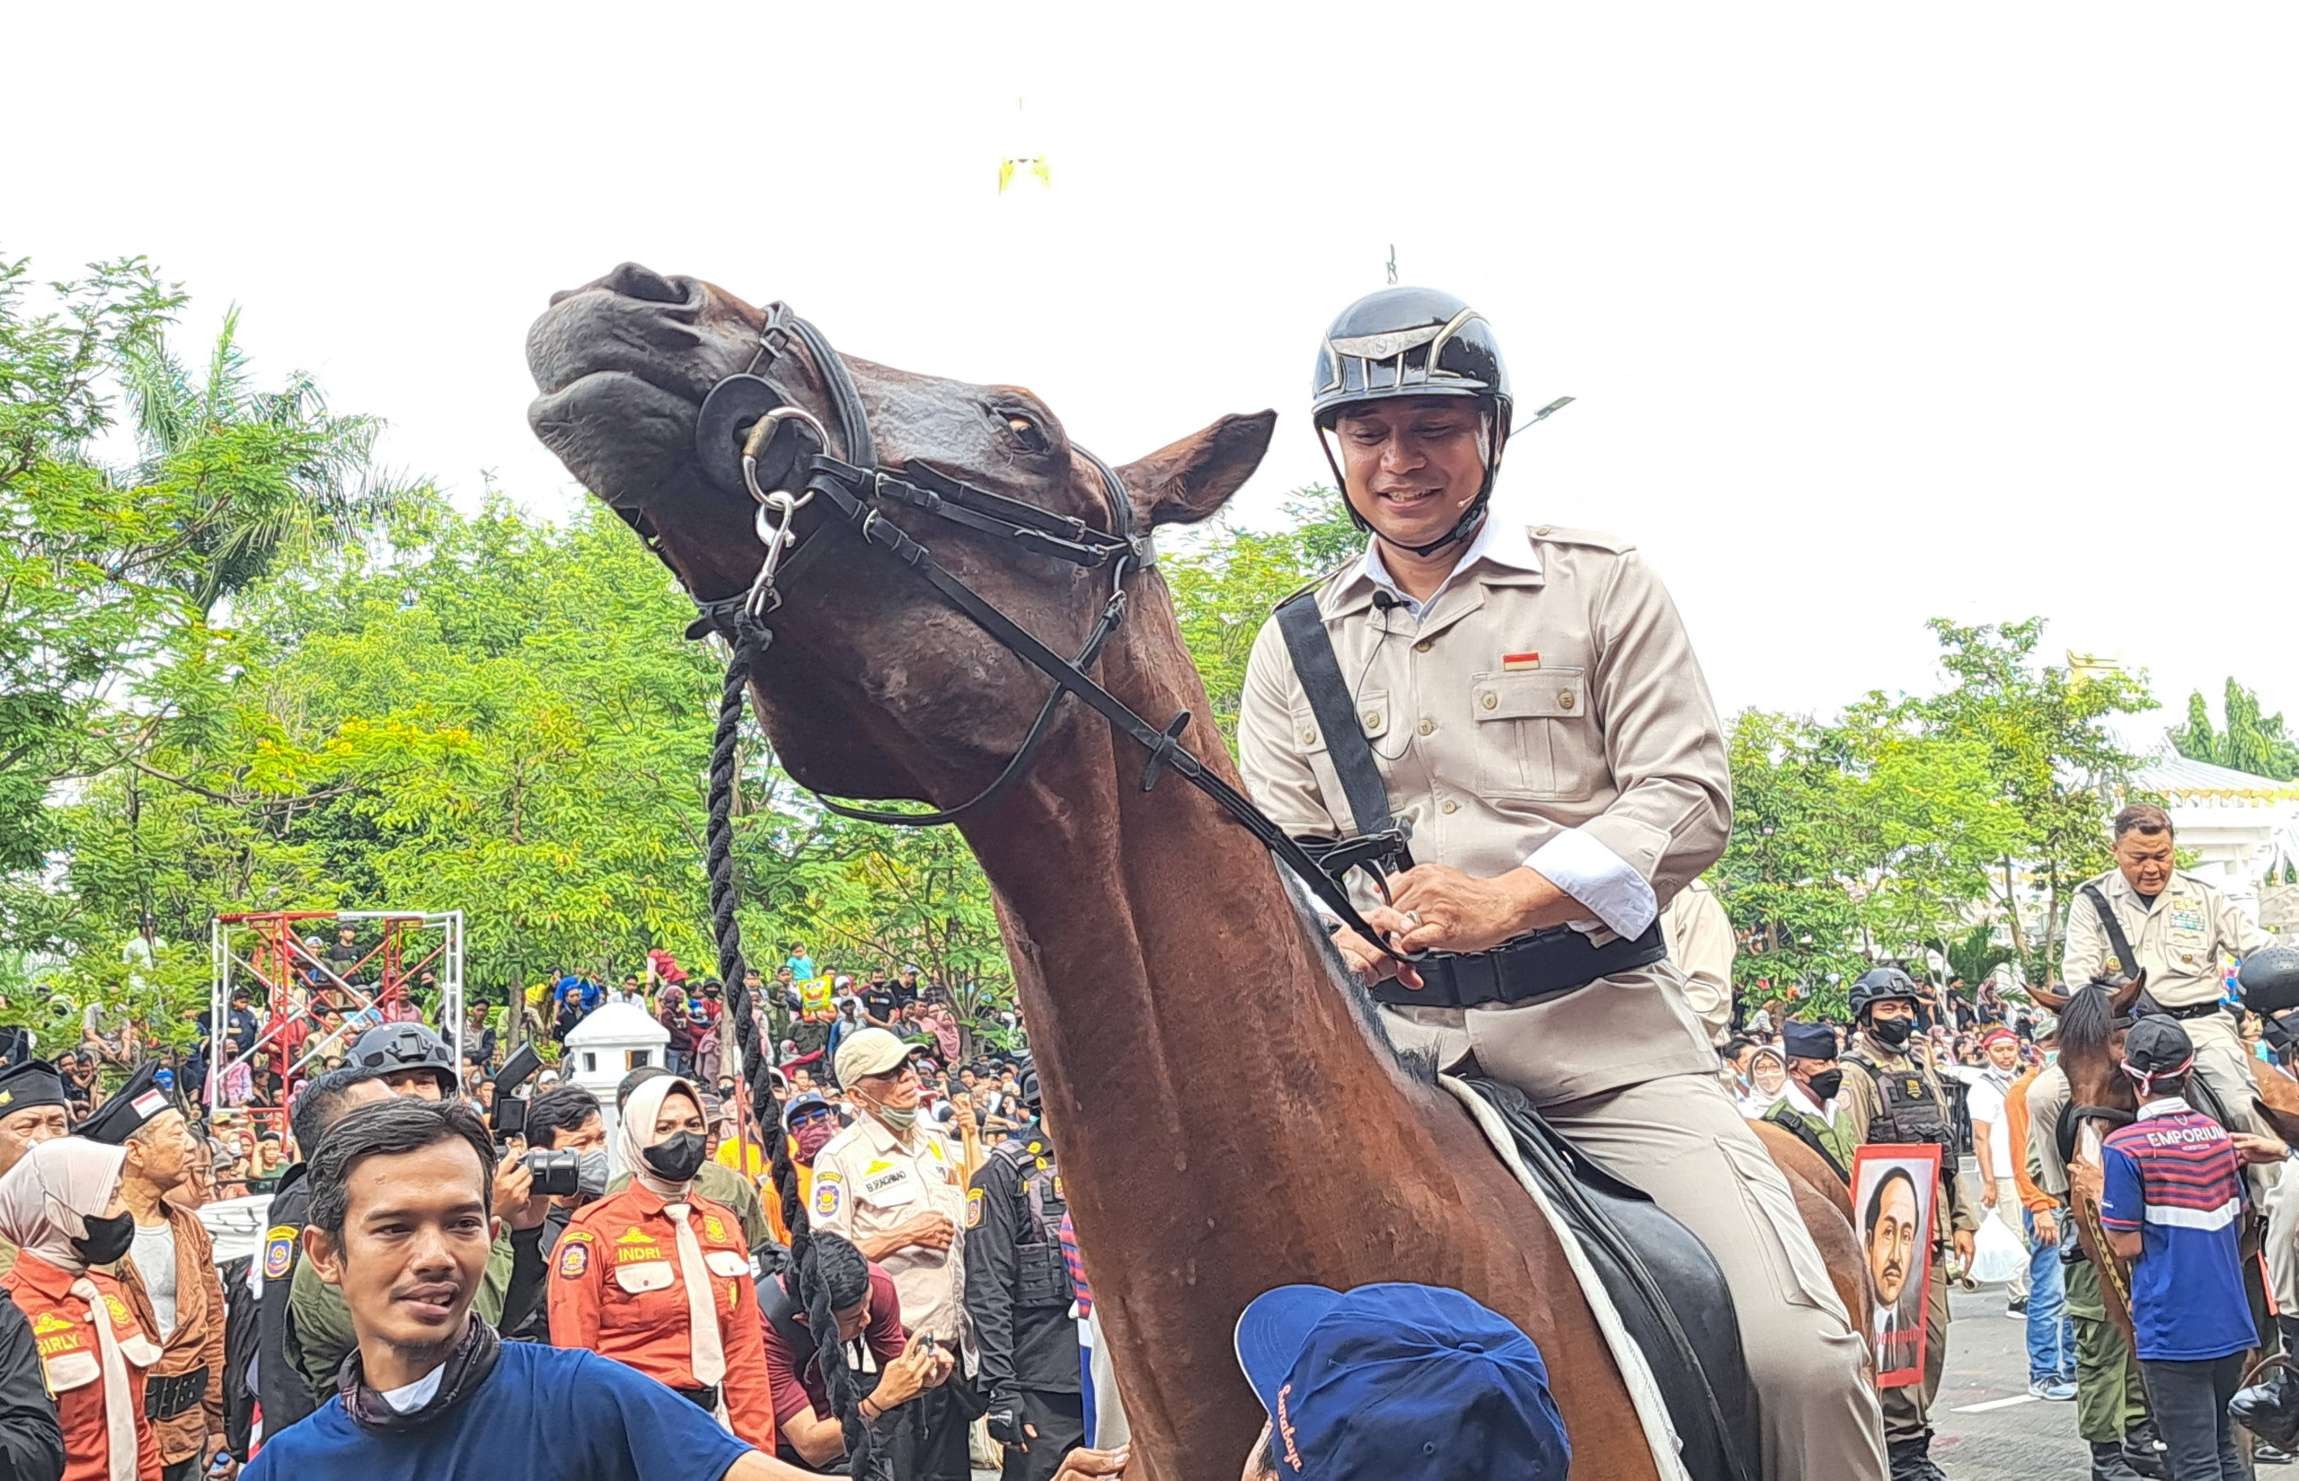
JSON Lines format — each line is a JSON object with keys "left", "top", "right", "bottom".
{"left": 1280, "top": 871, "right": 1440, "bottom": 1085}
{"left": 2056, "top": 977, "right": 2120, "bottom": 1060}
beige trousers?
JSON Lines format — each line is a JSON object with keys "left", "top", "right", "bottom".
{"left": 1542, "top": 1070, "right": 1890, "bottom": 1480}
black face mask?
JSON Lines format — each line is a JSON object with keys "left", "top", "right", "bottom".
{"left": 1807, "top": 1068, "right": 1845, "bottom": 1101}
{"left": 641, "top": 1132, "right": 707, "bottom": 1183}
{"left": 73, "top": 1211, "right": 136, "bottom": 1266}
{"left": 1869, "top": 1015, "right": 1914, "bottom": 1049}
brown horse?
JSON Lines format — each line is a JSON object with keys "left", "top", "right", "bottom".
{"left": 526, "top": 263, "right": 1866, "bottom": 1480}
{"left": 2032, "top": 972, "right": 2299, "bottom": 1346}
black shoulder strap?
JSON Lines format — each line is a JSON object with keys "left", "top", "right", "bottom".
{"left": 2082, "top": 883, "right": 2140, "bottom": 979}
{"left": 1274, "top": 591, "right": 1392, "bottom": 841}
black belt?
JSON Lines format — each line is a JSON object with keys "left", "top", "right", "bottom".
{"left": 1371, "top": 923, "right": 1669, "bottom": 1010}
{"left": 674, "top": 1383, "right": 721, "bottom": 1412}
{"left": 144, "top": 1366, "right": 208, "bottom": 1420}
{"left": 2158, "top": 1000, "right": 2229, "bottom": 1022}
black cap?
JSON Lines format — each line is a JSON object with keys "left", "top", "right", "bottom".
{"left": 76, "top": 1063, "right": 178, "bottom": 1146}
{"left": 2121, "top": 1016, "right": 2195, "bottom": 1077}
{"left": 0, "top": 1059, "right": 69, "bottom": 1117}
{"left": 1782, "top": 1022, "right": 1837, "bottom": 1062}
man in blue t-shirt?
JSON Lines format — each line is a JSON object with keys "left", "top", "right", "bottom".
{"left": 246, "top": 1096, "right": 815, "bottom": 1481}
{"left": 2097, "top": 1016, "right": 2258, "bottom": 1481}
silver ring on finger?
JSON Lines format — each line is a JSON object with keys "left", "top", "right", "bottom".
{"left": 1402, "top": 910, "right": 1422, "bottom": 928}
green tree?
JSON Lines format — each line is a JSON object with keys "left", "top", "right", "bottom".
{"left": 1713, "top": 709, "right": 1869, "bottom": 1012}
{"left": 0, "top": 255, "right": 403, "bottom": 893}
{"left": 2170, "top": 678, "right": 2299, "bottom": 781}
{"left": 1919, "top": 618, "right": 2152, "bottom": 982}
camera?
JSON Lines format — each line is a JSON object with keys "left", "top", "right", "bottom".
{"left": 522, "top": 1149, "right": 582, "bottom": 1199}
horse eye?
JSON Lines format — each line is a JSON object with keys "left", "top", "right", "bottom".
{"left": 1003, "top": 413, "right": 1049, "bottom": 454}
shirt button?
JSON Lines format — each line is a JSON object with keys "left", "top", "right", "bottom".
{"left": 1558, "top": 691, "right": 1576, "bottom": 711}
{"left": 1440, "top": 799, "right": 1459, "bottom": 815}
{"left": 1418, "top": 718, "right": 1435, "bottom": 736}
{"left": 1534, "top": 525, "right": 1552, "bottom": 537}
{"left": 1362, "top": 710, "right": 1380, "bottom": 728}
{"left": 1413, "top": 639, "right": 1433, "bottom": 654}
{"left": 1298, "top": 727, "right": 1316, "bottom": 745}
{"left": 1478, "top": 692, "right": 1498, "bottom": 711}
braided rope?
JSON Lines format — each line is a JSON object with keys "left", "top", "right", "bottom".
{"left": 704, "top": 620, "right": 882, "bottom": 1479}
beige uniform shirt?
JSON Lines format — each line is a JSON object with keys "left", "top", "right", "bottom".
{"left": 1662, "top": 876, "right": 1736, "bottom": 1046}
{"left": 810, "top": 1114, "right": 970, "bottom": 1348}
{"left": 1835, "top": 1031, "right": 1980, "bottom": 1241}
{"left": 1238, "top": 521, "right": 1732, "bottom": 1103}
{"left": 2060, "top": 867, "right": 2270, "bottom": 1008}
{"left": 2024, "top": 1061, "right": 2071, "bottom": 1198}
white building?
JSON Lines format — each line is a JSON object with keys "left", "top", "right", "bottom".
{"left": 561, "top": 1001, "right": 669, "bottom": 1169}
{"left": 2128, "top": 755, "right": 2299, "bottom": 922}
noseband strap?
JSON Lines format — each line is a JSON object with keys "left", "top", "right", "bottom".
{"left": 689, "top": 304, "right": 1418, "bottom": 962}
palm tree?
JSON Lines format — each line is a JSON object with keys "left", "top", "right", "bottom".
{"left": 112, "top": 307, "right": 413, "bottom": 613}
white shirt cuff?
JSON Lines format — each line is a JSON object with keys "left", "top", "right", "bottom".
{"left": 1524, "top": 828, "right": 1658, "bottom": 939}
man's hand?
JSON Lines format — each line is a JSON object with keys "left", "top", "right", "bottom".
{"left": 491, "top": 1154, "right": 549, "bottom": 1233}
{"left": 1327, "top": 925, "right": 1422, "bottom": 992}
{"left": 2033, "top": 1208, "right": 2060, "bottom": 1247}
{"left": 950, "top": 1090, "right": 979, "bottom": 1143}
{"left": 871, "top": 1333, "right": 950, "bottom": 1411}
{"left": 986, "top": 1395, "right": 1036, "bottom": 1450}
{"left": 905, "top": 1211, "right": 957, "bottom": 1254}
{"left": 205, "top": 1435, "right": 238, "bottom": 1480}
{"left": 1053, "top": 1447, "right": 1130, "bottom": 1481}
{"left": 2233, "top": 1132, "right": 2292, "bottom": 1166}
{"left": 1980, "top": 1180, "right": 1998, "bottom": 1210}
{"left": 1369, "top": 865, "right": 1573, "bottom": 956}
{"left": 1952, "top": 1228, "right": 1974, "bottom": 1268}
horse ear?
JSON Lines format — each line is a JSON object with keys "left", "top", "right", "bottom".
{"left": 1118, "top": 411, "right": 1276, "bottom": 529}
{"left": 2029, "top": 985, "right": 2070, "bottom": 1012}
{"left": 2110, "top": 971, "right": 2146, "bottom": 1019}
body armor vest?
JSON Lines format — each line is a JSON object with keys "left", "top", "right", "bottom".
{"left": 990, "top": 1135, "right": 1074, "bottom": 1310}
{"left": 1843, "top": 1050, "right": 1953, "bottom": 1150}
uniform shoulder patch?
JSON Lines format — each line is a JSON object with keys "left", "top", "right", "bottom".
{"left": 1526, "top": 524, "right": 1634, "bottom": 555}
{"left": 966, "top": 1187, "right": 985, "bottom": 1230}
{"left": 557, "top": 1239, "right": 591, "bottom": 1280}
{"left": 263, "top": 1226, "right": 298, "bottom": 1281}
{"left": 814, "top": 1172, "right": 844, "bottom": 1219}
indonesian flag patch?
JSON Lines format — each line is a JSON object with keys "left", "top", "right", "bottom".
{"left": 1501, "top": 652, "right": 1541, "bottom": 671}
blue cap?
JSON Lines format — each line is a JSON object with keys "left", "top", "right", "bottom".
{"left": 1233, "top": 1283, "right": 1569, "bottom": 1479}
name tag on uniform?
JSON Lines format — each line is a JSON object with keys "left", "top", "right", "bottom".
{"left": 860, "top": 1161, "right": 919, "bottom": 1208}
{"left": 2172, "top": 908, "right": 2205, "bottom": 934}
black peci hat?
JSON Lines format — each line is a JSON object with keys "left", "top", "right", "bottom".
{"left": 0, "top": 1058, "right": 69, "bottom": 1118}
{"left": 76, "top": 1063, "right": 178, "bottom": 1146}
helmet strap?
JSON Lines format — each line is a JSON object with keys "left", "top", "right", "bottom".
{"left": 1319, "top": 407, "right": 1507, "bottom": 559}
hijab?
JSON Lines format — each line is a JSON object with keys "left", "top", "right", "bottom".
{"left": 618, "top": 1073, "right": 705, "bottom": 1200}
{"left": 0, "top": 1137, "right": 128, "bottom": 1271}
{"left": 1738, "top": 1046, "right": 1791, "bottom": 1117}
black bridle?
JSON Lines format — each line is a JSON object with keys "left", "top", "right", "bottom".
{"left": 683, "top": 303, "right": 1418, "bottom": 958}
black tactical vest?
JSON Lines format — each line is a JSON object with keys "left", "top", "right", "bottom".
{"left": 1843, "top": 1049, "right": 1953, "bottom": 1150}
{"left": 990, "top": 1135, "right": 1075, "bottom": 1310}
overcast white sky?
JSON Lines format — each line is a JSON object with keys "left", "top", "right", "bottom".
{"left": 15, "top": 2, "right": 2297, "bottom": 745}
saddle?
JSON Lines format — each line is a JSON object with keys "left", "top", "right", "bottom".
{"left": 1461, "top": 1077, "right": 1759, "bottom": 1481}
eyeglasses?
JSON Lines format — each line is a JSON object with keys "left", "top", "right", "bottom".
{"left": 788, "top": 1110, "right": 834, "bottom": 1129}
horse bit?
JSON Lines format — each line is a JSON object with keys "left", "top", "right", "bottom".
{"left": 683, "top": 303, "right": 1417, "bottom": 959}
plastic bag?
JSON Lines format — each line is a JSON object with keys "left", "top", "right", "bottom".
{"left": 1969, "top": 1212, "right": 2027, "bottom": 1285}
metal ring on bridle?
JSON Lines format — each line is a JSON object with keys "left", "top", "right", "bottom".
{"left": 741, "top": 405, "right": 830, "bottom": 505}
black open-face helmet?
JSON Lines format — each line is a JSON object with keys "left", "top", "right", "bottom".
{"left": 1847, "top": 967, "right": 1921, "bottom": 1020}
{"left": 350, "top": 1022, "right": 459, "bottom": 1096}
{"left": 1311, "top": 286, "right": 1513, "bottom": 557}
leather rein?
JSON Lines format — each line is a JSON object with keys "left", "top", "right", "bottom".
{"left": 684, "top": 304, "right": 1417, "bottom": 961}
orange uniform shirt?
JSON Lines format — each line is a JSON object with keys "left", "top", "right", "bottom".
{"left": 2, "top": 1252, "right": 163, "bottom": 1481}
{"left": 2005, "top": 1063, "right": 2056, "bottom": 1214}
{"left": 546, "top": 1180, "right": 776, "bottom": 1450}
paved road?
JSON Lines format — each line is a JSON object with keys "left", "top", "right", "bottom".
{"left": 1933, "top": 1281, "right": 2095, "bottom": 1478}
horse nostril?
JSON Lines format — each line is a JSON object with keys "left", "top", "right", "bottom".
{"left": 604, "top": 262, "right": 688, "bottom": 305}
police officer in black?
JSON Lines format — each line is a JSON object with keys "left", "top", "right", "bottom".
{"left": 965, "top": 1069, "right": 1083, "bottom": 1481}
{"left": 1837, "top": 967, "right": 1979, "bottom": 1481}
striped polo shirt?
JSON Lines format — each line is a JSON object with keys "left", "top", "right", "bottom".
{"left": 2098, "top": 1097, "right": 2257, "bottom": 1361}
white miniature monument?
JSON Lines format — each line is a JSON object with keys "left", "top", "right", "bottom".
{"left": 561, "top": 1000, "right": 669, "bottom": 1171}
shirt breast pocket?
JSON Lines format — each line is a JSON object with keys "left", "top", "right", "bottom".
{"left": 1470, "top": 669, "right": 1596, "bottom": 800}
{"left": 1286, "top": 690, "right": 1391, "bottom": 825}
{"left": 611, "top": 1258, "right": 678, "bottom": 1305}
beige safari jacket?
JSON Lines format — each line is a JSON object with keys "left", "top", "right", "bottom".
{"left": 1238, "top": 521, "right": 1732, "bottom": 1103}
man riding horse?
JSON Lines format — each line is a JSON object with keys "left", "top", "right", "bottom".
{"left": 1234, "top": 287, "right": 1886, "bottom": 1478}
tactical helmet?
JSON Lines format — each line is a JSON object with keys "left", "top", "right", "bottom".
{"left": 1310, "top": 286, "right": 1513, "bottom": 556}
{"left": 1847, "top": 967, "right": 1922, "bottom": 1019}
{"left": 1017, "top": 1066, "right": 1041, "bottom": 1113}
{"left": 2240, "top": 945, "right": 2299, "bottom": 1018}
{"left": 350, "top": 1022, "right": 458, "bottom": 1095}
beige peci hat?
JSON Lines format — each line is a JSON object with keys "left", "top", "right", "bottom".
{"left": 833, "top": 1027, "right": 912, "bottom": 1089}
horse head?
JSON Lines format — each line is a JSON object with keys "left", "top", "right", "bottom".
{"left": 525, "top": 262, "right": 1274, "bottom": 809}
{"left": 2031, "top": 969, "right": 2147, "bottom": 1161}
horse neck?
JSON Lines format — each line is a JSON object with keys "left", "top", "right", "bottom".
{"left": 957, "top": 582, "right": 1432, "bottom": 1164}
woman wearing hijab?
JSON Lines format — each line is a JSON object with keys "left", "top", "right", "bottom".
{"left": 548, "top": 1074, "right": 775, "bottom": 1450}
{"left": 0, "top": 1138, "right": 165, "bottom": 1481}
{"left": 1738, "top": 1045, "right": 1792, "bottom": 1117}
